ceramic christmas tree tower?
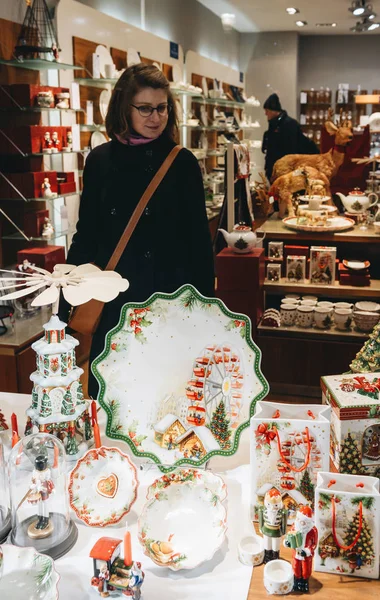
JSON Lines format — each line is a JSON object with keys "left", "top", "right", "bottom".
{"left": 25, "top": 315, "right": 93, "bottom": 460}
{"left": 350, "top": 321, "right": 380, "bottom": 373}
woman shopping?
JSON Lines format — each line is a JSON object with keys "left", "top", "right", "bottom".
{"left": 65, "top": 64, "right": 214, "bottom": 397}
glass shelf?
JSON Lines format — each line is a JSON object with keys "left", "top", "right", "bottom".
{"left": 79, "top": 124, "right": 106, "bottom": 132}
{"left": 0, "top": 58, "right": 81, "bottom": 71}
{"left": 0, "top": 192, "right": 79, "bottom": 203}
{"left": 0, "top": 106, "right": 84, "bottom": 113}
{"left": 74, "top": 77, "right": 118, "bottom": 88}
{"left": 3, "top": 229, "right": 72, "bottom": 241}
{"left": 170, "top": 88, "right": 203, "bottom": 97}
{"left": 180, "top": 124, "right": 224, "bottom": 131}
{"left": 193, "top": 97, "right": 246, "bottom": 109}
{"left": 207, "top": 149, "right": 226, "bottom": 157}
{"left": 1, "top": 149, "right": 88, "bottom": 158}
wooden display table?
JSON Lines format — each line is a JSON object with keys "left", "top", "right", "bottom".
{"left": 248, "top": 523, "right": 379, "bottom": 598}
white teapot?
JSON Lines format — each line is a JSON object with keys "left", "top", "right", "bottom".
{"left": 218, "top": 223, "right": 257, "bottom": 254}
{"left": 336, "top": 189, "right": 378, "bottom": 214}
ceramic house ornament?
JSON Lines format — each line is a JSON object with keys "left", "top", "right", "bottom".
{"left": 92, "top": 284, "right": 269, "bottom": 472}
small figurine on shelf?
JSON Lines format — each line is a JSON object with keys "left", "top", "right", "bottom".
{"left": 257, "top": 488, "right": 288, "bottom": 563}
{"left": 52, "top": 43, "right": 60, "bottom": 62}
{"left": 43, "top": 132, "right": 53, "bottom": 154}
{"left": 66, "top": 130, "right": 73, "bottom": 151}
{"left": 42, "top": 217, "right": 55, "bottom": 239}
{"left": 26, "top": 454, "right": 55, "bottom": 539}
{"left": 51, "top": 131, "right": 60, "bottom": 153}
{"left": 284, "top": 505, "right": 318, "bottom": 593}
{"left": 41, "top": 177, "right": 57, "bottom": 199}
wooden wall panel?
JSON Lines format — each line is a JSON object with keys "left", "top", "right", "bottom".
{"left": 0, "top": 18, "right": 39, "bottom": 86}
{"left": 110, "top": 48, "right": 127, "bottom": 71}
{"left": 72, "top": 35, "right": 98, "bottom": 78}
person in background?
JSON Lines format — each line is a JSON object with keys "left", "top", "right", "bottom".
{"left": 63, "top": 64, "right": 214, "bottom": 397}
{"left": 262, "top": 93, "right": 318, "bottom": 182}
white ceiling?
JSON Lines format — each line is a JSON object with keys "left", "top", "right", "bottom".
{"left": 197, "top": 0, "right": 380, "bottom": 34}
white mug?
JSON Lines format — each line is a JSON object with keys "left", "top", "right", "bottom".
{"left": 104, "top": 63, "right": 116, "bottom": 79}
{"left": 280, "top": 305, "right": 297, "bottom": 326}
{"left": 314, "top": 306, "right": 333, "bottom": 329}
{"left": 334, "top": 308, "right": 352, "bottom": 330}
{"left": 308, "top": 197, "right": 322, "bottom": 210}
{"left": 297, "top": 306, "right": 314, "bottom": 327}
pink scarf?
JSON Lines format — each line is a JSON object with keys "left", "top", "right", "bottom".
{"left": 116, "top": 132, "right": 156, "bottom": 146}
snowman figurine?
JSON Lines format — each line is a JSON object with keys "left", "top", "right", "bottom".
{"left": 41, "top": 177, "right": 57, "bottom": 199}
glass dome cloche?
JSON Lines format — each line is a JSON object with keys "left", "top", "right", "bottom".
{"left": 8, "top": 432, "right": 77, "bottom": 558}
{"left": 0, "top": 440, "right": 11, "bottom": 543}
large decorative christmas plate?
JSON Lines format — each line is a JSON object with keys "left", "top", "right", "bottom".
{"left": 138, "top": 482, "right": 227, "bottom": 570}
{"left": 68, "top": 446, "right": 138, "bottom": 526}
{"left": 92, "top": 285, "right": 269, "bottom": 472}
{"left": 283, "top": 216, "right": 355, "bottom": 233}
{"left": 146, "top": 467, "right": 227, "bottom": 503}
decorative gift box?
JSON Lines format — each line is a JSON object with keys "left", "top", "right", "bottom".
{"left": 17, "top": 246, "right": 66, "bottom": 272}
{"left": 314, "top": 472, "right": 380, "bottom": 579}
{"left": 23, "top": 209, "right": 49, "bottom": 237}
{"left": 250, "top": 401, "right": 331, "bottom": 524}
{"left": 310, "top": 246, "right": 336, "bottom": 285}
{"left": 286, "top": 255, "right": 306, "bottom": 282}
{"left": 266, "top": 263, "right": 281, "bottom": 282}
{"left": 58, "top": 182, "right": 77, "bottom": 195}
{"left": 321, "top": 372, "right": 380, "bottom": 477}
{"left": 268, "top": 241, "right": 284, "bottom": 260}
{"left": 0, "top": 171, "right": 58, "bottom": 199}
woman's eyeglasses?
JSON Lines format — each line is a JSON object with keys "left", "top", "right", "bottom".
{"left": 130, "top": 103, "right": 171, "bottom": 117}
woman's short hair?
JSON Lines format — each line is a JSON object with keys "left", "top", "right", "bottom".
{"left": 106, "top": 63, "right": 178, "bottom": 141}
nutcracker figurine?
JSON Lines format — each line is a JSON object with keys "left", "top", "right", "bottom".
{"left": 284, "top": 505, "right": 318, "bottom": 593}
{"left": 26, "top": 454, "right": 55, "bottom": 539}
{"left": 257, "top": 488, "right": 288, "bottom": 563}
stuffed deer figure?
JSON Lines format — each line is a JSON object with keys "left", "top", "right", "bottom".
{"left": 268, "top": 167, "right": 330, "bottom": 218}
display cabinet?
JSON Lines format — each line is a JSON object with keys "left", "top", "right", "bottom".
{"left": 255, "top": 215, "right": 380, "bottom": 397}
{"left": 299, "top": 88, "right": 332, "bottom": 147}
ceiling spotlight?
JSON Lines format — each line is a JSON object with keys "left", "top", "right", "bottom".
{"left": 332, "top": 22, "right": 337, "bottom": 26}
{"left": 295, "top": 20, "right": 307, "bottom": 26}
{"left": 221, "top": 13, "right": 236, "bottom": 31}
{"left": 368, "top": 21, "right": 380, "bottom": 28}
{"left": 350, "top": 1, "right": 366, "bottom": 16}
{"left": 368, "top": 11, "right": 377, "bottom": 18}
{"left": 286, "top": 7, "right": 299, "bottom": 14}
{"left": 350, "top": 16, "right": 379, "bottom": 30}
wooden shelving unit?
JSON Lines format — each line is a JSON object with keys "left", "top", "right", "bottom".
{"left": 299, "top": 89, "right": 332, "bottom": 147}
{"left": 264, "top": 277, "right": 380, "bottom": 299}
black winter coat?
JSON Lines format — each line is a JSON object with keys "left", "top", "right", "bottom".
{"left": 65, "top": 134, "right": 214, "bottom": 397}
{"left": 262, "top": 111, "right": 302, "bottom": 181}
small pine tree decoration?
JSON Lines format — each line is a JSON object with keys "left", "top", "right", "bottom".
{"left": 340, "top": 432, "right": 362, "bottom": 475}
{"left": 77, "top": 382, "right": 85, "bottom": 405}
{"left": 31, "top": 388, "right": 38, "bottom": 410}
{"left": 295, "top": 262, "right": 304, "bottom": 281}
{"left": 61, "top": 388, "right": 75, "bottom": 416}
{"left": 343, "top": 497, "right": 375, "bottom": 566}
{"left": 66, "top": 426, "right": 79, "bottom": 455}
{"left": 298, "top": 469, "right": 315, "bottom": 506}
{"left": 40, "top": 389, "right": 52, "bottom": 418}
{"left": 350, "top": 321, "right": 380, "bottom": 373}
{"left": 0, "top": 409, "right": 8, "bottom": 431}
{"left": 209, "top": 400, "right": 231, "bottom": 449}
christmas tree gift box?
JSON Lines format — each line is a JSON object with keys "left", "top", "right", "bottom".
{"left": 321, "top": 372, "right": 380, "bottom": 477}
{"left": 314, "top": 471, "right": 380, "bottom": 579}
{"left": 310, "top": 246, "right": 336, "bottom": 285}
{"left": 250, "top": 401, "right": 331, "bottom": 524}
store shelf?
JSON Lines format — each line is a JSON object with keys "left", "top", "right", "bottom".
{"left": 0, "top": 58, "right": 80, "bottom": 71}
{"left": 256, "top": 213, "right": 380, "bottom": 243}
{"left": 258, "top": 322, "right": 369, "bottom": 341}
{"left": 74, "top": 77, "right": 118, "bottom": 88}
{"left": 0, "top": 192, "right": 79, "bottom": 202}
{"left": 264, "top": 277, "right": 380, "bottom": 299}
{"left": 79, "top": 124, "right": 106, "bottom": 132}
{"left": 180, "top": 124, "right": 224, "bottom": 131}
{"left": 1, "top": 149, "right": 88, "bottom": 158}
{"left": 2, "top": 229, "right": 72, "bottom": 241}
{"left": 207, "top": 149, "right": 226, "bottom": 157}
{"left": 193, "top": 97, "right": 246, "bottom": 109}
{"left": 170, "top": 88, "right": 203, "bottom": 97}
{"left": 0, "top": 106, "right": 84, "bottom": 113}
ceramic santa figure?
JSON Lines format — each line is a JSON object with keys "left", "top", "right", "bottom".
{"left": 284, "top": 505, "right": 318, "bottom": 593}
{"left": 257, "top": 488, "right": 288, "bottom": 563}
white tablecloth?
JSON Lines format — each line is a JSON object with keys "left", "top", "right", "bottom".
{"left": 0, "top": 392, "right": 253, "bottom": 600}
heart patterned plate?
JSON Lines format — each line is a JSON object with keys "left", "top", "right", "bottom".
{"left": 68, "top": 446, "right": 138, "bottom": 526}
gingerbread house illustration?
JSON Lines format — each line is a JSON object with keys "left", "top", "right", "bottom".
{"left": 255, "top": 483, "right": 309, "bottom": 523}
{"left": 176, "top": 426, "right": 220, "bottom": 459}
{"left": 153, "top": 414, "right": 187, "bottom": 449}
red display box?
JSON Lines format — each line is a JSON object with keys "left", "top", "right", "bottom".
{"left": 0, "top": 126, "right": 69, "bottom": 154}
{"left": 58, "top": 182, "right": 77, "bottom": 195}
{"left": 23, "top": 210, "right": 49, "bottom": 237}
{"left": 57, "top": 171, "right": 75, "bottom": 183}
{"left": 0, "top": 172, "right": 58, "bottom": 199}
{"left": 339, "top": 273, "right": 371, "bottom": 286}
{"left": 17, "top": 246, "right": 66, "bottom": 272}
{"left": 8, "top": 85, "right": 69, "bottom": 108}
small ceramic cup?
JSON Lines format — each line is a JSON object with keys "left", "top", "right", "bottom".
{"left": 302, "top": 295, "right": 318, "bottom": 302}
{"left": 299, "top": 299, "right": 317, "bottom": 307}
{"left": 284, "top": 294, "right": 300, "bottom": 301}
{"left": 264, "top": 559, "right": 294, "bottom": 595}
{"left": 334, "top": 302, "right": 353, "bottom": 310}
{"left": 314, "top": 306, "right": 333, "bottom": 329}
{"left": 238, "top": 535, "right": 265, "bottom": 567}
{"left": 317, "top": 301, "right": 335, "bottom": 309}
{"left": 280, "top": 304, "right": 297, "bottom": 326}
{"left": 297, "top": 305, "right": 314, "bottom": 327}
{"left": 334, "top": 308, "right": 353, "bottom": 330}
{"left": 281, "top": 298, "right": 299, "bottom": 305}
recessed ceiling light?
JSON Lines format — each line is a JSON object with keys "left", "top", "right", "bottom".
{"left": 368, "top": 21, "right": 380, "bottom": 29}
{"left": 296, "top": 20, "right": 307, "bottom": 27}
{"left": 286, "top": 7, "right": 299, "bottom": 15}
{"left": 316, "top": 22, "right": 338, "bottom": 27}
{"left": 332, "top": 22, "right": 337, "bottom": 27}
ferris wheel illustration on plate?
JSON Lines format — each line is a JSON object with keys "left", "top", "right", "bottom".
{"left": 185, "top": 343, "right": 244, "bottom": 428}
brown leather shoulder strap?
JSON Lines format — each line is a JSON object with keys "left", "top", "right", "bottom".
{"left": 105, "top": 144, "right": 182, "bottom": 271}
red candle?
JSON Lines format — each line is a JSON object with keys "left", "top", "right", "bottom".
{"left": 11, "top": 431, "right": 20, "bottom": 448}
{"left": 124, "top": 529, "right": 132, "bottom": 567}
{"left": 93, "top": 422, "right": 101, "bottom": 448}
{"left": 11, "top": 413, "right": 18, "bottom": 436}
{"left": 91, "top": 401, "right": 97, "bottom": 425}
